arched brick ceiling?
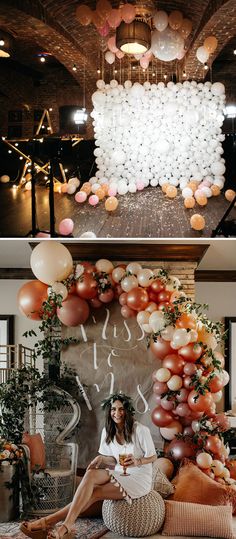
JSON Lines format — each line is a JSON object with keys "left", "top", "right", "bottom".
{"left": 0, "top": 0, "right": 235, "bottom": 97}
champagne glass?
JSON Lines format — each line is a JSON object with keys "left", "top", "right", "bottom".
{"left": 119, "top": 446, "right": 130, "bottom": 476}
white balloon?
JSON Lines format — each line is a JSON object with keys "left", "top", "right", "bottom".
{"left": 153, "top": 10, "right": 168, "bottom": 32}
{"left": 105, "top": 51, "right": 115, "bottom": 64}
{"left": 196, "top": 46, "right": 209, "bottom": 64}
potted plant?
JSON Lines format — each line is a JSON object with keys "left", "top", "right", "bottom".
{"left": 0, "top": 438, "right": 23, "bottom": 522}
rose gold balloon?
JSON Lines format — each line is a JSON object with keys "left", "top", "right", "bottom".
{"left": 153, "top": 381, "right": 168, "bottom": 395}
{"left": 176, "top": 313, "right": 197, "bottom": 330}
{"left": 160, "top": 419, "right": 183, "bottom": 440}
{"left": 188, "top": 390, "right": 213, "bottom": 413}
{"left": 76, "top": 273, "right": 98, "bottom": 300}
{"left": 204, "top": 36, "right": 218, "bottom": 53}
{"left": 214, "top": 413, "right": 231, "bottom": 431}
{"left": 57, "top": 294, "right": 90, "bottom": 326}
{"left": 89, "top": 297, "right": 103, "bottom": 309}
{"left": 162, "top": 354, "right": 185, "bottom": 374}
{"left": 166, "top": 438, "right": 196, "bottom": 461}
{"left": 178, "top": 343, "right": 203, "bottom": 362}
{"left": 205, "top": 435, "right": 222, "bottom": 454}
{"left": 151, "top": 406, "right": 174, "bottom": 427}
{"left": 126, "top": 287, "right": 149, "bottom": 311}
{"left": 150, "top": 337, "right": 173, "bottom": 360}
{"left": 98, "top": 289, "right": 114, "bottom": 303}
{"left": 119, "top": 292, "right": 127, "bottom": 306}
{"left": 17, "top": 280, "right": 48, "bottom": 320}
{"left": 150, "top": 279, "right": 164, "bottom": 294}
{"left": 120, "top": 305, "right": 136, "bottom": 318}
{"left": 96, "top": 0, "right": 112, "bottom": 19}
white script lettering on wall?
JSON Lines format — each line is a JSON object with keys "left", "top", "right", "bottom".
{"left": 62, "top": 304, "right": 162, "bottom": 466}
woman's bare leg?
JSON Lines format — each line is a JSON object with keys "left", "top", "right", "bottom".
{"left": 50, "top": 470, "right": 124, "bottom": 537}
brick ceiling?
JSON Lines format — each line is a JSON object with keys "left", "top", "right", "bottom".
{"left": 0, "top": 0, "right": 235, "bottom": 102}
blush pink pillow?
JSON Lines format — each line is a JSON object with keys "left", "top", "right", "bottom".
{"left": 162, "top": 501, "right": 234, "bottom": 538}
{"left": 22, "top": 432, "right": 46, "bottom": 471}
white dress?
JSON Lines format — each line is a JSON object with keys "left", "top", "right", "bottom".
{"left": 98, "top": 421, "right": 155, "bottom": 504}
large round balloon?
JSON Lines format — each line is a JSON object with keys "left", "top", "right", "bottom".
{"left": 188, "top": 390, "right": 213, "bottom": 413}
{"left": 57, "top": 294, "right": 90, "bottom": 326}
{"left": 151, "top": 406, "right": 173, "bottom": 427}
{"left": 76, "top": 273, "right": 98, "bottom": 300}
{"left": 152, "top": 27, "right": 184, "bottom": 61}
{"left": 30, "top": 241, "right": 73, "bottom": 285}
{"left": 17, "top": 280, "right": 48, "bottom": 320}
{"left": 126, "top": 287, "right": 149, "bottom": 311}
{"left": 166, "top": 438, "right": 196, "bottom": 461}
{"left": 150, "top": 337, "right": 173, "bottom": 360}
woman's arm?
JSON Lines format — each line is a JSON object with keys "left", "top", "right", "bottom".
{"left": 87, "top": 454, "right": 117, "bottom": 470}
{"left": 124, "top": 453, "right": 156, "bottom": 468}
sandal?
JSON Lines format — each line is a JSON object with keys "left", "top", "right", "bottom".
{"left": 20, "top": 518, "right": 50, "bottom": 539}
{"left": 47, "top": 524, "right": 75, "bottom": 539}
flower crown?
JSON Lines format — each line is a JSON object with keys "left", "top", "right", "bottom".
{"left": 101, "top": 392, "right": 135, "bottom": 414}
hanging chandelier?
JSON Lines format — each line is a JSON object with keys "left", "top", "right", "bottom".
{"left": 116, "top": 19, "right": 151, "bottom": 54}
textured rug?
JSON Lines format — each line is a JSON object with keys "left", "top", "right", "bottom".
{"left": 0, "top": 518, "right": 108, "bottom": 539}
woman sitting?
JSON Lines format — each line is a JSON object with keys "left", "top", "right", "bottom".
{"left": 20, "top": 392, "right": 156, "bottom": 539}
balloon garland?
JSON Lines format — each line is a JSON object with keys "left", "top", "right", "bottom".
{"left": 17, "top": 241, "right": 236, "bottom": 485}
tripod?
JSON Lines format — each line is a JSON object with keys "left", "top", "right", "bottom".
{"left": 211, "top": 194, "right": 236, "bottom": 237}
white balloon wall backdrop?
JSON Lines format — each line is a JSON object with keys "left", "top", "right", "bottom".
{"left": 91, "top": 80, "right": 226, "bottom": 198}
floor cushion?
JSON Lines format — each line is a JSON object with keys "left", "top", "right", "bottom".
{"left": 102, "top": 490, "right": 165, "bottom": 537}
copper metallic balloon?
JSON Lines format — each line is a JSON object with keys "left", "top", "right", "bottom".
{"left": 150, "top": 279, "right": 164, "bottom": 294}
{"left": 166, "top": 438, "right": 196, "bottom": 461}
{"left": 151, "top": 406, "right": 174, "bottom": 427}
{"left": 57, "top": 294, "right": 90, "bottom": 326}
{"left": 76, "top": 273, "right": 98, "bottom": 300}
{"left": 17, "top": 280, "right": 48, "bottom": 320}
{"left": 162, "top": 354, "right": 185, "bottom": 374}
{"left": 188, "top": 390, "right": 213, "bottom": 413}
{"left": 126, "top": 287, "right": 149, "bottom": 311}
{"left": 150, "top": 336, "right": 173, "bottom": 360}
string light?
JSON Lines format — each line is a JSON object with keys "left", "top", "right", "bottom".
{"left": 0, "top": 39, "right": 5, "bottom": 46}
{"left": 19, "top": 156, "right": 23, "bottom": 160}
{"left": 164, "top": 73, "right": 167, "bottom": 80}
{"left": 97, "top": 68, "right": 101, "bottom": 74}
{"left": 15, "top": 142, "right": 18, "bottom": 147}
{"left": 234, "top": 49, "right": 236, "bottom": 55}
{"left": 8, "top": 150, "right": 12, "bottom": 153}
{"left": 152, "top": 72, "right": 155, "bottom": 77}
{"left": 72, "top": 64, "right": 77, "bottom": 71}
{"left": 49, "top": 107, "right": 53, "bottom": 112}
{"left": 204, "top": 63, "right": 208, "bottom": 70}
{"left": 183, "top": 70, "right": 187, "bottom": 78}
{"left": 40, "top": 56, "right": 46, "bottom": 63}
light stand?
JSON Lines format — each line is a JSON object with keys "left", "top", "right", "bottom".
{"left": 211, "top": 194, "right": 236, "bottom": 237}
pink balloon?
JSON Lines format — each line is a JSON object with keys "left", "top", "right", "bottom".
{"left": 201, "top": 180, "right": 211, "bottom": 187}
{"left": 116, "top": 50, "right": 124, "bottom": 59}
{"left": 107, "top": 36, "right": 118, "bottom": 53}
{"left": 89, "top": 194, "right": 99, "bottom": 206}
{"left": 58, "top": 218, "right": 74, "bottom": 236}
{"left": 75, "top": 191, "right": 87, "bottom": 203}
{"left": 57, "top": 294, "right": 90, "bottom": 326}
{"left": 136, "top": 180, "right": 145, "bottom": 190}
{"left": 194, "top": 189, "right": 202, "bottom": 198}
{"left": 97, "top": 21, "right": 110, "bottom": 36}
{"left": 108, "top": 186, "right": 117, "bottom": 196}
{"left": 36, "top": 232, "right": 51, "bottom": 238}
{"left": 140, "top": 57, "right": 149, "bottom": 69}
{"left": 61, "top": 183, "right": 68, "bottom": 193}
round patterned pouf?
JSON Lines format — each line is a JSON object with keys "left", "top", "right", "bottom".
{"left": 102, "top": 490, "right": 165, "bottom": 537}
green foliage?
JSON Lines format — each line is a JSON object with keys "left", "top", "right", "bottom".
{"left": 23, "top": 291, "right": 80, "bottom": 367}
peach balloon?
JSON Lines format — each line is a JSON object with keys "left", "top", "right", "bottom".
{"left": 156, "top": 457, "right": 174, "bottom": 479}
{"left": 61, "top": 183, "right": 68, "bottom": 193}
{"left": 112, "top": 266, "right": 126, "bottom": 283}
{"left": 166, "top": 185, "right": 177, "bottom": 198}
{"left": 107, "top": 9, "right": 121, "bottom": 28}
{"left": 184, "top": 197, "right": 195, "bottom": 208}
{"left": 160, "top": 420, "right": 183, "bottom": 440}
{"left": 196, "top": 452, "right": 213, "bottom": 469}
{"left": 81, "top": 182, "right": 92, "bottom": 195}
{"left": 96, "top": 258, "right": 114, "bottom": 273}
{"left": 120, "top": 305, "right": 136, "bottom": 318}
{"left": 187, "top": 181, "right": 198, "bottom": 192}
{"left": 96, "top": 0, "right": 112, "bottom": 19}
{"left": 179, "top": 18, "right": 192, "bottom": 38}
{"left": 105, "top": 196, "right": 119, "bottom": 211}
{"left": 57, "top": 294, "right": 90, "bottom": 326}
{"left": 76, "top": 4, "right": 93, "bottom": 25}
{"left": 150, "top": 336, "right": 173, "bottom": 360}
{"left": 211, "top": 185, "right": 220, "bottom": 196}
{"left": 225, "top": 189, "right": 236, "bottom": 202}
{"left": 204, "top": 36, "right": 218, "bottom": 53}
{"left": 17, "top": 280, "right": 48, "bottom": 320}
{"left": 95, "top": 187, "right": 105, "bottom": 200}
{"left": 168, "top": 10, "right": 183, "bottom": 30}
{"left": 30, "top": 241, "right": 73, "bottom": 285}
{"left": 161, "top": 183, "right": 169, "bottom": 194}
{"left": 92, "top": 10, "right": 105, "bottom": 29}
{"left": 190, "top": 214, "right": 205, "bottom": 231}
{"left": 107, "top": 35, "right": 118, "bottom": 53}
{"left": 196, "top": 194, "right": 207, "bottom": 206}
{"left": 121, "top": 3, "right": 136, "bottom": 23}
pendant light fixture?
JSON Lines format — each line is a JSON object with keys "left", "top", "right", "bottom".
{"left": 116, "top": 20, "right": 151, "bottom": 55}
{"left": 0, "top": 30, "right": 13, "bottom": 57}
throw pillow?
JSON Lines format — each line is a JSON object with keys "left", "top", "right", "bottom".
{"left": 170, "top": 460, "right": 235, "bottom": 510}
{"left": 152, "top": 460, "right": 174, "bottom": 498}
{"left": 162, "top": 500, "right": 234, "bottom": 538}
{"left": 22, "top": 432, "right": 46, "bottom": 471}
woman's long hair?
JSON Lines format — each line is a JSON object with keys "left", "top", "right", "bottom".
{"left": 101, "top": 393, "right": 135, "bottom": 444}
